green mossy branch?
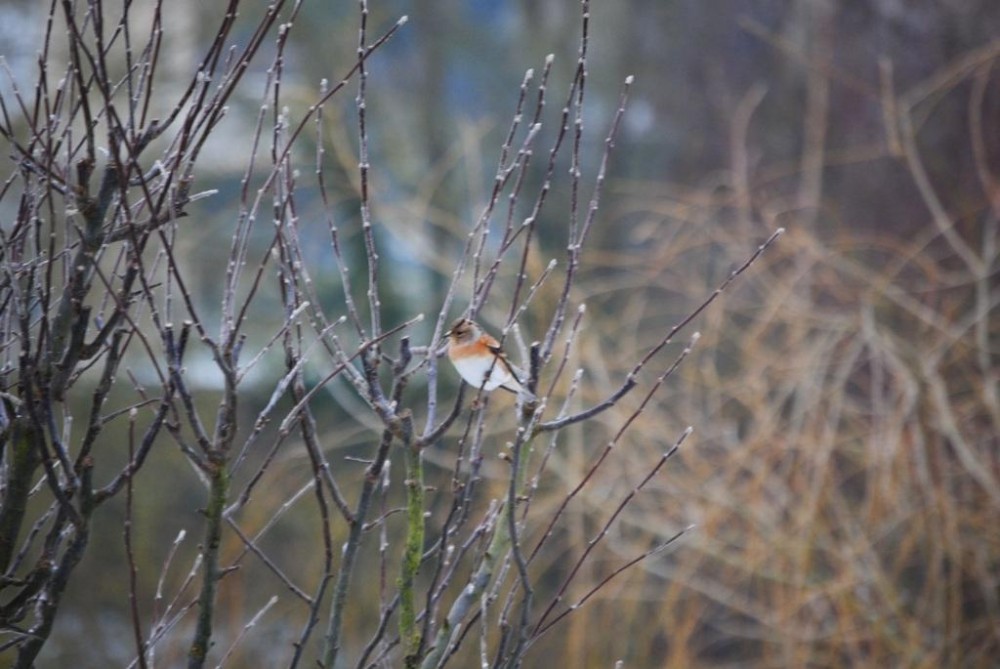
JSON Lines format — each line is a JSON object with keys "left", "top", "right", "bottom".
{"left": 187, "top": 459, "right": 229, "bottom": 669}
{"left": 400, "top": 439, "right": 425, "bottom": 668}
{"left": 0, "top": 416, "right": 41, "bottom": 575}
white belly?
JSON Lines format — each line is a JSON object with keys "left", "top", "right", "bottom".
{"left": 453, "top": 355, "right": 515, "bottom": 391}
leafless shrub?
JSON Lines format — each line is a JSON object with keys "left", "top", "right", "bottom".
{"left": 0, "top": 1, "right": 780, "bottom": 668}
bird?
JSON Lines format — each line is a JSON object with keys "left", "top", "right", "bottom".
{"left": 444, "top": 318, "right": 533, "bottom": 398}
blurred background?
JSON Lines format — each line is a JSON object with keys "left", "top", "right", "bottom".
{"left": 3, "top": 0, "right": 999, "bottom": 666}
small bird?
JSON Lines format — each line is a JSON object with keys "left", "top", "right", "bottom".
{"left": 445, "top": 318, "right": 532, "bottom": 397}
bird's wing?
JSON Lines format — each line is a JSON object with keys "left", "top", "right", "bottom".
{"left": 480, "top": 333, "right": 534, "bottom": 397}
{"left": 481, "top": 332, "right": 503, "bottom": 355}
{"left": 480, "top": 334, "right": 521, "bottom": 380}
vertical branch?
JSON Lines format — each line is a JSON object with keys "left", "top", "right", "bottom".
{"left": 124, "top": 410, "right": 149, "bottom": 669}
{"left": 897, "top": 107, "right": 982, "bottom": 273}
{"left": 186, "top": 457, "right": 229, "bottom": 669}
{"left": 419, "top": 500, "right": 508, "bottom": 669}
{"left": 967, "top": 65, "right": 1000, "bottom": 436}
{"left": 320, "top": 428, "right": 393, "bottom": 669}
{"left": 730, "top": 84, "right": 768, "bottom": 229}
{"left": 0, "top": 403, "right": 41, "bottom": 575}
{"left": 318, "top": 324, "right": 422, "bottom": 669}
{"left": 538, "top": 2, "right": 590, "bottom": 363}
{"left": 497, "top": 426, "right": 538, "bottom": 665}
{"left": 400, "top": 422, "right": 425, "bottom": 667}
{"left": 356, "top": 0, "right": 381, "bottom": 343}
{"left": 796, "top": 2, "right": 832, "bottom": 225}
{"left": 277, "top": 229, "right": 339, "bottom": 668}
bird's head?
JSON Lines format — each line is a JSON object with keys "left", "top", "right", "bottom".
{"left": 445, "top": 318, "right": 477, "bottom": 344}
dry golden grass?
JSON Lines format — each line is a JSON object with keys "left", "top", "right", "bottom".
{"left": 527, "top": 193, "right": 1000, "bottom": 667}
